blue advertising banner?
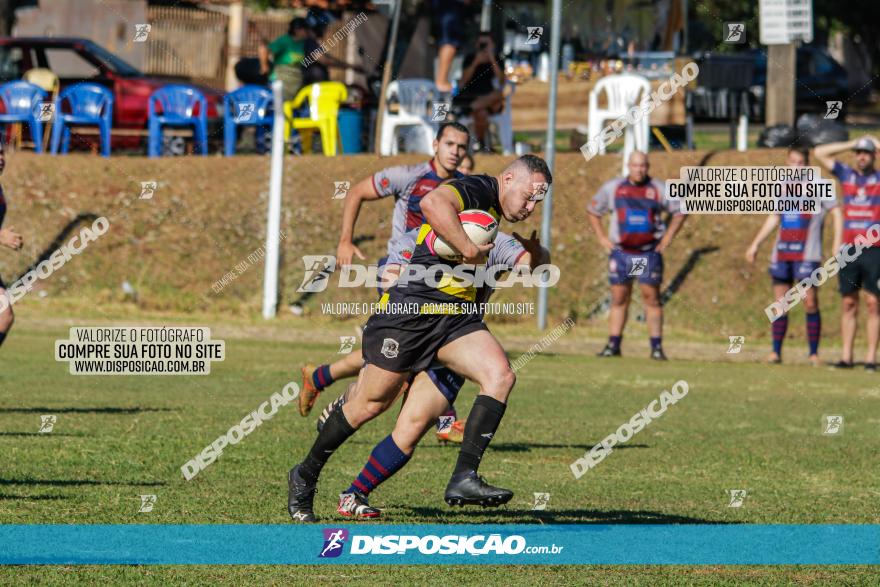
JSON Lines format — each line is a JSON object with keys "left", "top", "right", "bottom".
{"left": 1, "top": 524, "right": 878, "bottom": 565}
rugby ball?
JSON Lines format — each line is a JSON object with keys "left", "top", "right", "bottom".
{"left": 426, "top": 209, "right": 499, "bottom": 261}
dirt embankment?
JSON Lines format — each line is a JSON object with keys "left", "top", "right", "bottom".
{"left": 0, "top": 148, "right": 852, "bottom": 342}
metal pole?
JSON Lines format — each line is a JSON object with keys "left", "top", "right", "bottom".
{"left": 262, "top": 80, "right": 285, "bottom": 319}
{"left": 480, "top": 0, "right": 492, "bottom": 32}
{"left": 373, "top": 0, "right": 403, "bottom": 154}
{"left": 537, "top": 0, "right": 562, "bottom": 331}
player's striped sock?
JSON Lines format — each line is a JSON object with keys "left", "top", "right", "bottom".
{"left": 650, "top": 337, "right": 662, "bottom": 351}
{"left": 772, "top": 315, "right": 788, "bottom": 355}
{"left": 608, "top": 335, "right": 622, "bottom": 350}
{"left": 453, "top": 395, "right": 506, "bottom": 476}
{"left": 301, "top": 401, "right": 355, "bottom": 483}
{"left": 311, "top": 364, "right": 334, "bottom": 392}
{"left": 347, "top": 435, "right": 410, "bottom": 496}
{"left": 806, "top": 311, "right": 821, "bottom": 355}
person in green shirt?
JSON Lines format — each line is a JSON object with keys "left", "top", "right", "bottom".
{"left": 259, "top": 18, "right": 310, "bottom": 101}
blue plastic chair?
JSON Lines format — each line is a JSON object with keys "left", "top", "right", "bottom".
{"left": 0, "top": 81, "right": 48, "bottom": 153}
{"left": 147, "top": 85, "right": 208, "bottom": 157}
{"left": 224, "top": 85, "right": 273, "bottom": 156}
{"left": 50, "top": 83, "right": 114, "bottom": 157}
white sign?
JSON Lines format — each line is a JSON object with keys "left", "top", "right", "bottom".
{"left": 760, "top": 0, "right": 813, "bottom": 45}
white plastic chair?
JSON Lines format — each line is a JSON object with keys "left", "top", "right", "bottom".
{"left": 379, "top": 79, "right": 440, "bottom": 156}
{"left": 458, "top": 82, "right": 516, "bottom": 155}
{"left": 587, "top": 74, "right": 651, "bottom": 172}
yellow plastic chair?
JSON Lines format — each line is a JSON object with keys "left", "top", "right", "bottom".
{"left": 23, "top": 68, "right": 60, "bottom": 152}
{"left": 283, "top": 82, "right": 347, "bottom": 156}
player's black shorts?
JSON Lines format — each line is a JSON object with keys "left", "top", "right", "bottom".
{"left": 839, "top": 246, "right": 880, "bottom": 296}
{"left": 362, "top": 298, "right": 487, "bottom": 373}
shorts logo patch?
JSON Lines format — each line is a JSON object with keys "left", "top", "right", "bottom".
{"left": 381, "top": 338, "right": 400, "bottom": 359}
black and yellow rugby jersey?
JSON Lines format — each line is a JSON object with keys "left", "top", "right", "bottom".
{"left": 387, "top": 174, "right": 502, "bottom": 304}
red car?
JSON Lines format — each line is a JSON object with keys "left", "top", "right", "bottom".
{"left": 0, "top": 37, "right": 225, "bottom": 150}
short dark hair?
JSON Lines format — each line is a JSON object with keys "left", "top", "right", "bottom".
{"left": 289, "top": 17, "right": 309, "bottom": 34}
{"left": 788, "top": 146, "right": 809, "bottom": 162}
{"left": 436, "top": 121, "right": 470, "bottom": 142}
{"left": 513, "top": 154, "right": 553, "bottom": 184}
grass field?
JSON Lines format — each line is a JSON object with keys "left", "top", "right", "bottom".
{"left": 1, "top": 306, "right": 878, "bottom": 584}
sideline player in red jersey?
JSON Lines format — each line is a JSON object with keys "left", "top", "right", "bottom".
{"left": 588, "top": 151, "right": 685, "bottom": 360}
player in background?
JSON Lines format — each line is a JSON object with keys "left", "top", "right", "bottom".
{"left": 287, "top": 155, "right": 551, "bottom": 522}
{"left": 336, "top": 229, "right": 549, "bottom": 518}
{"left": 458, "top": 152, "right": 475, "bottom": 176}
{"left": 588, "top": 151, "right": 685, "bottom": 360}
{"left": 814, "top": 136, "right": 880, "bottom": 369}
{"left": 745, "top": 147, "right": 841, "bottom": 365}
{"left": 298, "top": 122, "right": 470, "bottom": 417}
{"left": 0, "top": 143, "right": 22, "bottom": 349}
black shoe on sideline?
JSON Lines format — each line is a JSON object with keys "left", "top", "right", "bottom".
{"left": 833, "top": 360, "right": 854, "bottom": 369}
{"left": 650, "top": 348, "right": 668, "bottom": 361}
{"left": 597, "top": 345, "right": 621, "bottom": 358}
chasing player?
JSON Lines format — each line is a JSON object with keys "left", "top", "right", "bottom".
{"left": 287, "top": 154, "right": 552, "bottom": 522}
{"left": 814, "top": 136, "right": 880, "bottom": 369}
{"left": 336, "top": 229, "right": 549, "bottom": 518}
{"left": 745, "top": 146, "right": 841, "bottom": 365}
{"left": 0, "top": 142, "right": 22, "bottom": 349}
{"left": 588, "top": 151, "right": 685, "bottom": 360}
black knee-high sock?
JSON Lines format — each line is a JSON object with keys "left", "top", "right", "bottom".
{"left": 301, "top": 401, "right": 355, "bottom": 482}
{"left": 0, "top": 331, "right": 6, "bottom": 348}
{"left": 453, "top": 395, "right": 506, "bottom": 477}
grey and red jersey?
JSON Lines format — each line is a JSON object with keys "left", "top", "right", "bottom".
{"left": 588, "top": 176, "right": 679, "bottom": 252}
{"left": 386, "top": 229, "right": 527, "bottom": 270}
{"left": 372, "top": 160, "right": 463, "bottom": 255}
{"left": 770, "top": 198, "right": 837, "bottom": 263}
